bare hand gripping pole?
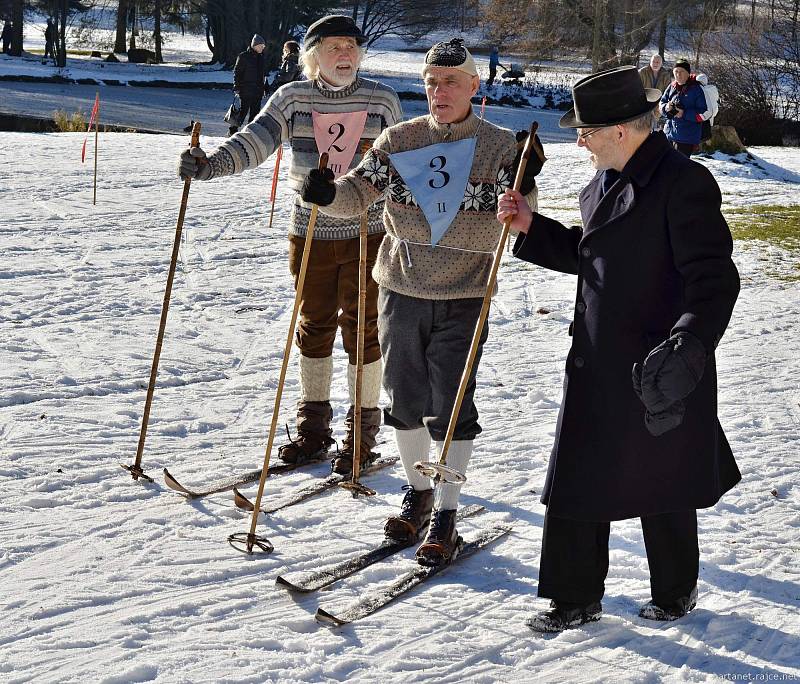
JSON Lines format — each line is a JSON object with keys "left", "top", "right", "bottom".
{"left": 228, "top": 153, "right": 330, "bottom": 554}
{"left": 414, "top": 121, "right": 542, "bottom": 485}
{"left": 122, "top": 121, "right": 202, "bottom": 484}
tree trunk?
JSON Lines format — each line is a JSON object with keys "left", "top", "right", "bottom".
{"left": 658, "top": 10, "right": 667, "bottom": 55}
{"left": 352, "top": 0, "right": 360, "bottom": 22}
{"left": 154, "top": 0, "right": 162, "bottom": 62}
{"left": 115, "top": 0, "right": 128, "bottom": 53}
{"left": 57, "top": 0, "right": 67, "bottom": 68}
{"left": 129, "top": 2, "right": 137, "bottom": 51}
{"left": 591, "top": 0, "right": 603, "bottom": 71}
{"left": 10, "top": 0, "right": 23, "bottom": 56}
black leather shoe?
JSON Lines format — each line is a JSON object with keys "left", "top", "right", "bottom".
{"left": 639, "top": 586, "right": 698, "bottom": 621}
{"left": 526, "top": 600, "right": 603, "bottom": 633}
{"left": 415, "top": 508, "right": 461, "bottom": 566}
{"left": 384, "top": 486, "right": 434, "bottom": 545}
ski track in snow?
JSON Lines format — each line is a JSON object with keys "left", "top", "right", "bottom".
{"left": 0, "top": 132, "right": 799, "bottom": 683}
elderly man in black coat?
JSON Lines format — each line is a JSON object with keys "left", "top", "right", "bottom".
{"left": 498, "top": 66, "right": 741, "bottom": 633}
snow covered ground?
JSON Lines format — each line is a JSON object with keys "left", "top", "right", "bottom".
{"left": 1, "top": 130, "right": 799, "bottom": 683}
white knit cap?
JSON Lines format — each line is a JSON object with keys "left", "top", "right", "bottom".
{"left": 422, "top": 38, "right": 478, "bottom": 78}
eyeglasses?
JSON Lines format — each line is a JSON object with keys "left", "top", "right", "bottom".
{"left": 577, "top": 127, "right": 605, "bottom": 142}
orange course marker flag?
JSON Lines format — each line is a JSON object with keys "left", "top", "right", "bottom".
{"left": 81, "top": 93, "right": 100, "bottom": 163}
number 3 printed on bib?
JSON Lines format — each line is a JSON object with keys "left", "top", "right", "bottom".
{"left": 391, "top": 137, "right": 477, "bottom": 245}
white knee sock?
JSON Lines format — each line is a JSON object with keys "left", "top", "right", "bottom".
{"left": 394, "top": 427, "right": 432, "bottom": 491}
{"left": 348, "top": 359, "right": 382, "bottom": 407}
{"left": 299, "top": 355, "right": 333, "bottom": 402}
{"left": 433, "top": 440, "right": 473, "bottom": 510}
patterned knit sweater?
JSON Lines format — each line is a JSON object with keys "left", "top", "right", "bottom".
{"left": 320, "top": 112, "right": 537, "bottom": 299}
{"left": 203, "top": 77, "right": 403, "bottom": 240}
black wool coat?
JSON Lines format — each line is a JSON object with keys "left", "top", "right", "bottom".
{"left": 233, "top": 48, "right": 266, "bottom": 98}
{"left": 513, "top": 132, "right": 741, "bottom": 522}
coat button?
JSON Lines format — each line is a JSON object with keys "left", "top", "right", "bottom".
{"left": 574, "top": 356, "right": 585, "bottom": 368}
{"left": 581, "top": 247, "right": 591, "bottom": 258}
{"left": 576, "top": 302, "right": 586, "bottom": 314}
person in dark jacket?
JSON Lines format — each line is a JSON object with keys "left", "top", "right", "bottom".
{"left": 44, "top": 18, "right": 56, "bottom": 63}
{"left": 2, "top": 21, "right": 12, "bottom": 54}
{"left": 498, "top": 66, "right": 740, "bottom": 633}
{"left": 660, "top": 58, "right": 707, "bottom": 156}
{"left": 229, "top": 34, "right": 267, "bottom": 135}
{"left": 268, "top": 40, "right": 302, "bottom": 93}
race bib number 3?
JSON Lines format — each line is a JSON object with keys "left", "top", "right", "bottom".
{"left": 312, "top": 110, "right": 369, "bottom": 178}
{"left": 390, "top": 137, "right": 477, "bottom": 245}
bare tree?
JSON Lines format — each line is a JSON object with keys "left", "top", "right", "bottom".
{"left": 114, "top": 0, "right": 128, "bottom": 52}
{"left": 353, "top": 0, "right": 450, "bottom": 46}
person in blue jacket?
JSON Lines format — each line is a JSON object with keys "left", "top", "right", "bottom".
{"left": 659, "top": 58, "right": 707, "bottom": 156}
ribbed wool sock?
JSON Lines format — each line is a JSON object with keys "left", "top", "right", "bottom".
{"left": 432, "top": 440, "right": 473, "bottom": 510}
{"left": 298, "top": 355, "right": 333, "bottom": 402}
{"left": 394, "top": 427, "right": 433, "bottom": 491}
{"left": 347, "top": 359, "right": 382, "bottom": 407}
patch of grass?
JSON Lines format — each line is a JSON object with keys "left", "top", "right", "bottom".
{"left": 725, "top": 205, "right": 800, "bottom": 246}
{"left": 725, "top": 204, "right": 800, "bottom": 281}
{"left": 53, "top": 109, "right": 88, "bottom": 132}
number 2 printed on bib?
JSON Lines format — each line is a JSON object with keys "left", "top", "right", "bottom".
{"left": 390, "top": 137, "right": 477, "bottom": 245}
{"left": 312, "top": 110, "right": 369, "bottom": 178}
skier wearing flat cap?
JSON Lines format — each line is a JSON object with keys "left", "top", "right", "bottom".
{"left": 301, "top": 38, "right": 544, "bottom": 566}
{"left": 178, "top": 16, "right": 402, "bottom": 478}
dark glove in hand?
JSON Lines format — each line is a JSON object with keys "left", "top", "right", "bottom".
{"left": 633, "top": 363, "right": 686, "bottom": 436}
{"left": 512, "top": 131, "right": 545, "bottom": 195}
{"left": 178, "top": 146, "right": 211, "bottom": 181}
{"left": 640, "top": 332, "right": 707, "bottom": 411}
{"left": 301, "top": 168, "right": 336, "bottom": 206}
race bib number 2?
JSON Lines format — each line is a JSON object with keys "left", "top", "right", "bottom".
{"left": 312, "top": 110, "right": 369, "bottom": 178}
{"left": 390, "top": 137, "right": 477, "bottom": 245}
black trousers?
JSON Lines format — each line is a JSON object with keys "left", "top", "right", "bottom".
{"left": 538, "top": 510, "right": 699, "bottom": 605}
{"left": 672, "top": 141, "right": 695, "bottom": 157}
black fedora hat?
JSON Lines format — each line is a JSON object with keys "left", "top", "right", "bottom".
{"left": 559, "top": 65, "right": 661, "bottom": 128}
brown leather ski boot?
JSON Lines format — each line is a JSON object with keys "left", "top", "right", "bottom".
{"left": 384, "top": 485, "right": 434, "bottom": 545}
{"left": 332, "top": 406, "right": 381, "bottom": 475}
{"left": 416, "top": 508, "right": 462, "bottom": 566}
{"left": 278, "top": 400, "right": 334, "bottom": 465}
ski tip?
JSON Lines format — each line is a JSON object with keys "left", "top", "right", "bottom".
{"left": 162, "top": 468, "right": 191, "bottom": 496}
{"left": 232, "top": 487, "right": 255, "bottom": 511}
{"left": 275, "top": 575, "right": 309, "bottom": 593}
{"left": 315, "top": 607, "right": 347, "bottom": 627}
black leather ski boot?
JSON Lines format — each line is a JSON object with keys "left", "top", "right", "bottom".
{"left": 415, "top": 508, "right": 461, "bottom": 566}
{"left": 384, "top": 486, "right": 434, "bottom": 545}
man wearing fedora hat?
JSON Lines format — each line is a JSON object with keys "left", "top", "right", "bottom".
{"left": 498, "top": 65, "right": 740, "bottom": 632}
{"left": 178, "top": 16, "right": 403, "bottom": 477}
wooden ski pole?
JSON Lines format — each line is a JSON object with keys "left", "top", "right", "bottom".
{"left": 121, "top": 121, "right": 202, "bottom": 483}
{"left": 340, "top": 212, "right": 376, "bottom": 498}
{"left": 415, "top": 121, "right": 543, "bottom": 484}
{"left": 268, "top": 144, "right": 283, "bottom": 229}
{"left": 229, "top": 153, "right": 329, "bottom": 554}
{"left": 93, "top": 91, "right": 99, "bottom": 206}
